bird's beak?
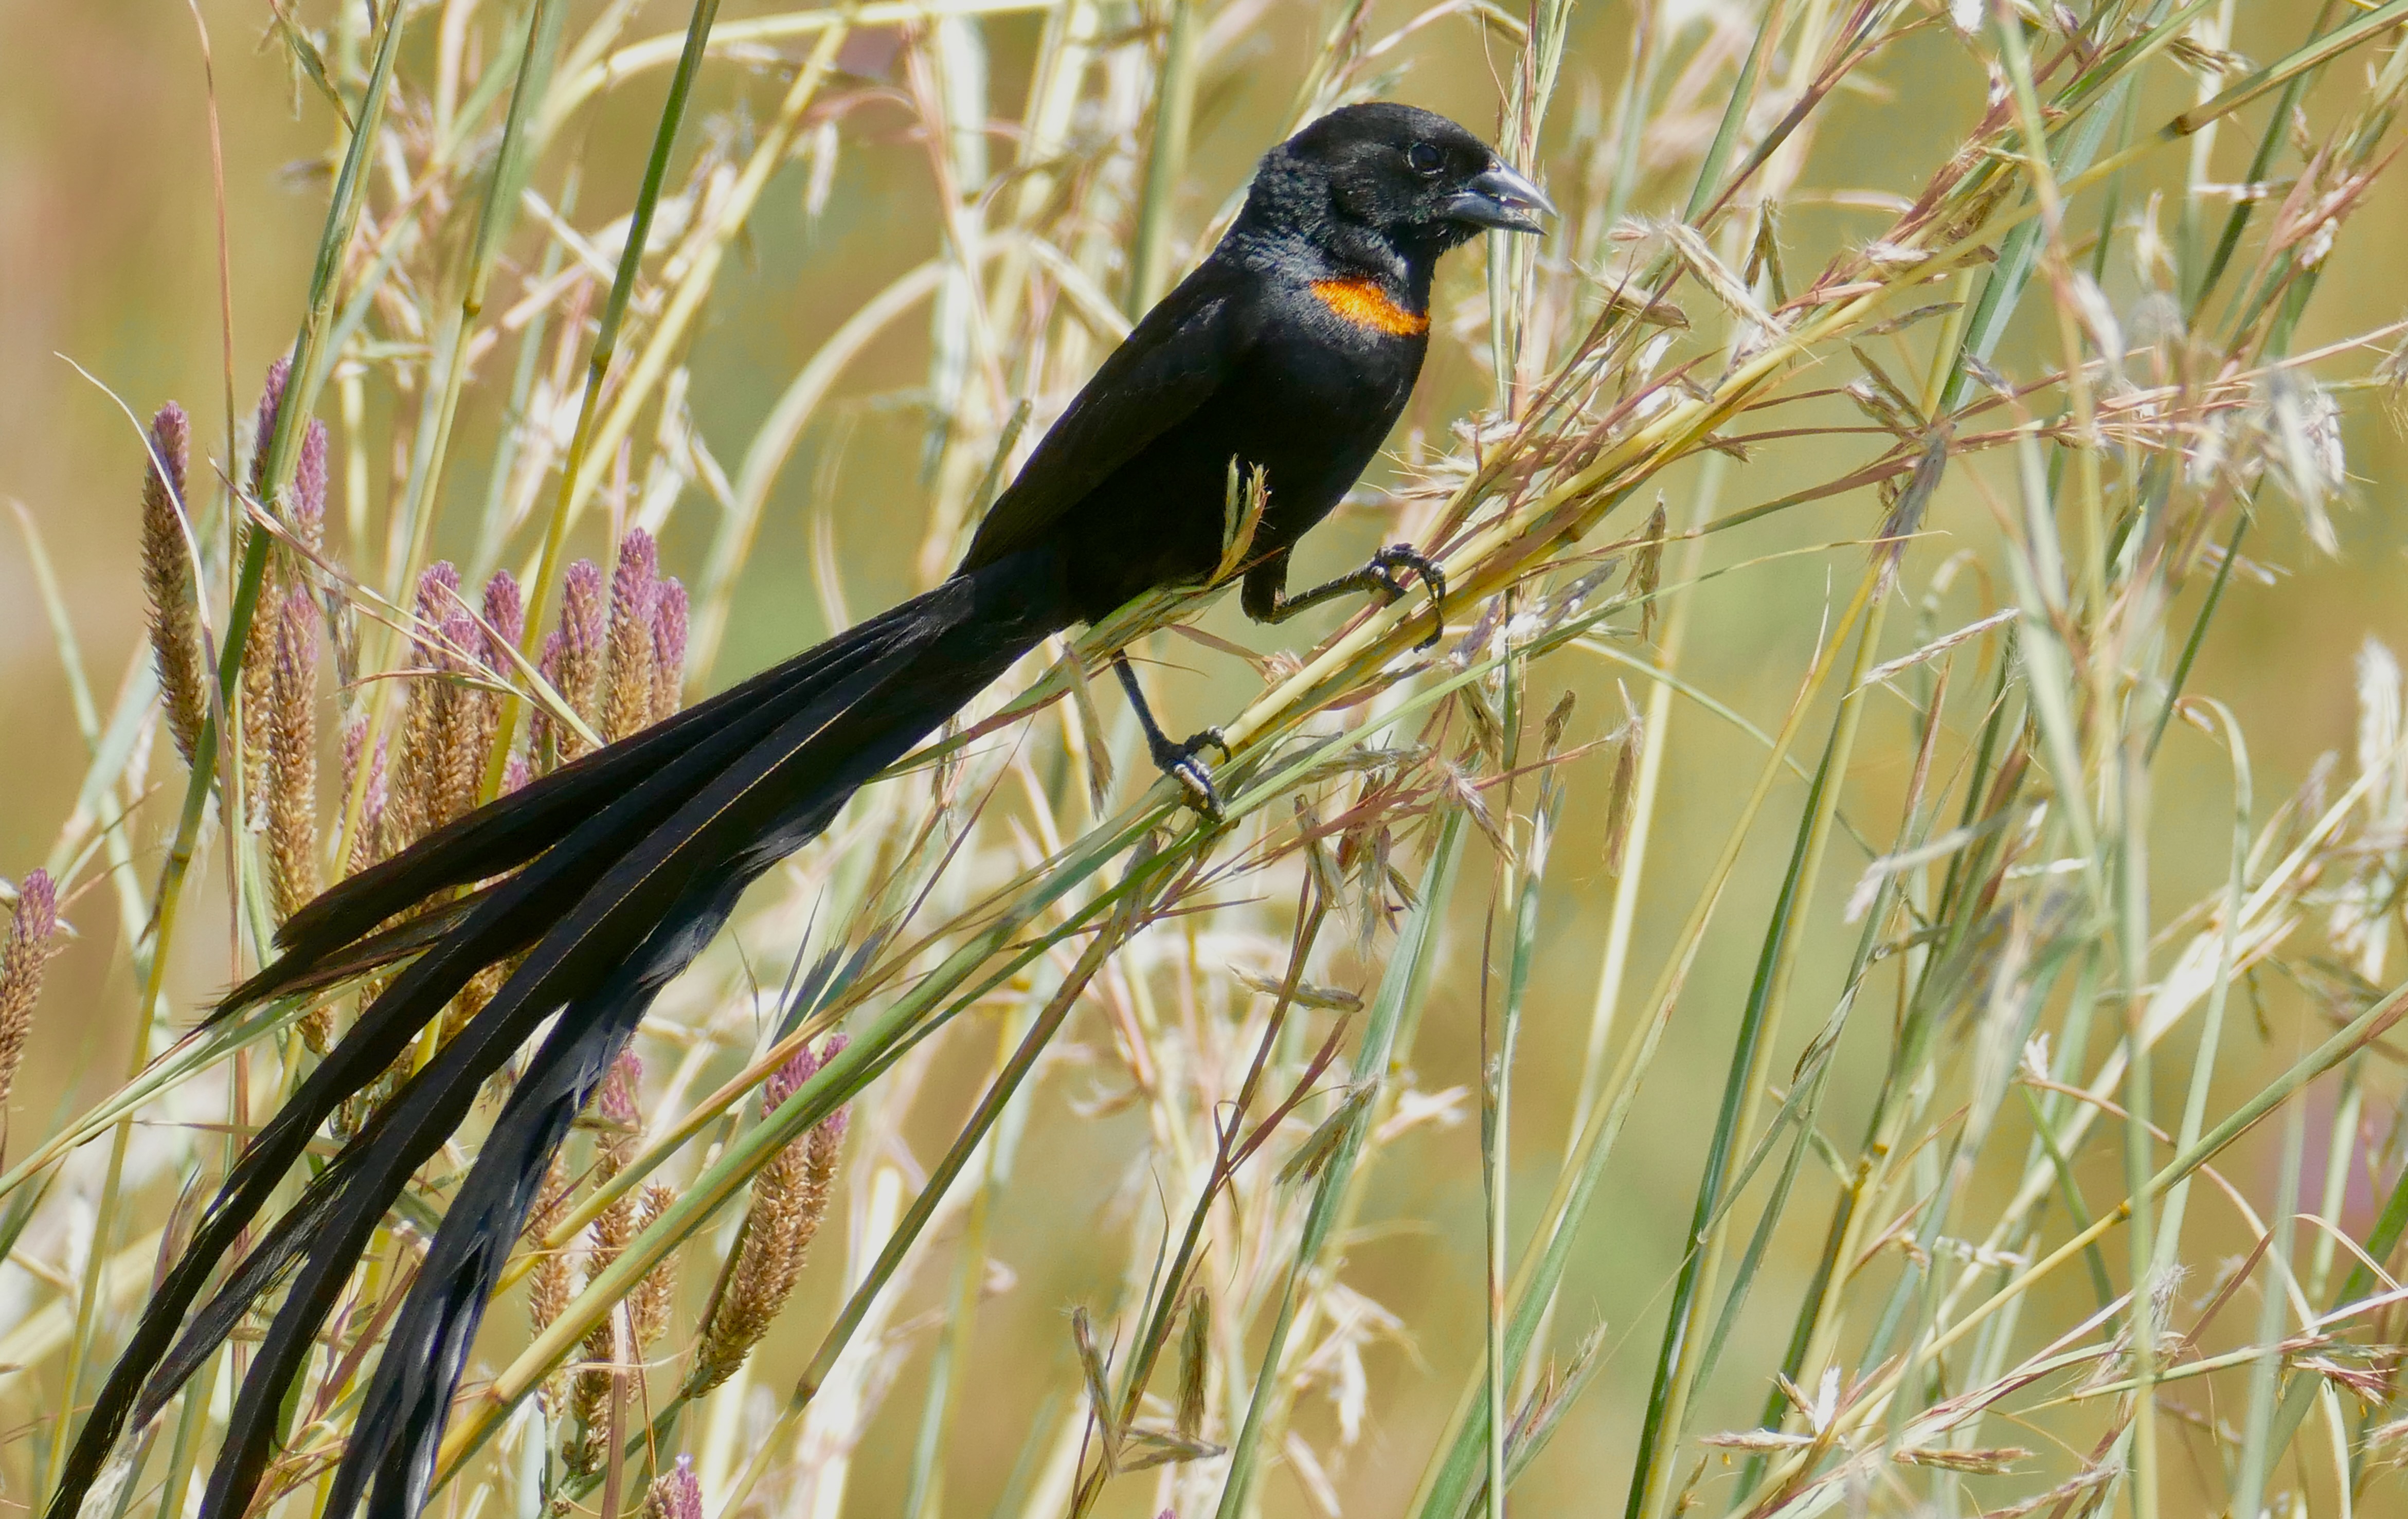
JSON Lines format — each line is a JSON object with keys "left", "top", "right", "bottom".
{"left": 1442, "top": 161, "right": 1555, "bottom": 234}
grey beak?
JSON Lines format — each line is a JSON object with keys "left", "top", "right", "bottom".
{"left": 1442, "top": 160, "right": 1555, "bottom": 234}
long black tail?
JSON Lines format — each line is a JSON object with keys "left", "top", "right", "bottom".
{"left": 49, "top": 550, "right": 1069, "bottom": 1519}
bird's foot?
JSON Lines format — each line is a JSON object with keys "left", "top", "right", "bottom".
{"left": 1148, "top": 727, "right": 1230, "bottom": 820}
{"left": 1365, "top": 545, "right": 1447, "bottom": 650}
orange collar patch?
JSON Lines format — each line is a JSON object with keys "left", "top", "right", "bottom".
{"left": 1311, "top": 277, "right": 1430, "bottom": 337}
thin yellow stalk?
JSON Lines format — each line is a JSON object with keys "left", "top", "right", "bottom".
{"left": 385, "top": 0, "right": 566, "bottom": 605}
{"left": 545, "top": 18, "right": 852, "bottom": 574}
{"left": 1628, "top": 564, "right": 1897, "bottom": 1519}
{"left": 1566, "top": 451, "right": 1718, "bottom": 1140}
{"left": 511, "top": 0, "right": 726, "bottom": 732}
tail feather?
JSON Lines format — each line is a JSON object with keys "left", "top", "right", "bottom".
{"left": 55, "top": 904, "right": 547, "bottom": 1516}
{"left": 343, "top": 878, "right": 747, "bottom": 1519}
{"left": 218, "top": 889, "right": 493, "bottom": 1012}
{"left": 231, "top": 593, "right": 929, "bottom": 1016}
{"left": 60, "top": 618, "right": 922, "bottom": 1507}
{"left": 47, "top": 553, "right": 1068, "bottom": 1519}
{"left": 186, "top": 894, "right": 710, "bottom": 1519}
{"left": 164, "top": 655, "right": 910, "bottom": 1519}
{"left": 51, "top": 658, "right": 886, "bottom": 1514}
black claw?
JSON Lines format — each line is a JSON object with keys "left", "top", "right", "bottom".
{"left": 1373, "top": 545, "right": 1447, "bottom": 650}
{"left": 1175, "top": 762, "right": 1225, "bottom": 820}
{"left": 1148, "top": 730, "right": 1228, "bottom": 820}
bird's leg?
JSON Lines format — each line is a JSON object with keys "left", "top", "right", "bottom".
{"left": 1112, "top": 654, "right": 1228, "bottom": 820}
{"left": 1242, "top": 544, "right": 1447, "bottom": 649}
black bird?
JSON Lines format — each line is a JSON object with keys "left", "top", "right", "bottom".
{"left": 51, "top": 101, "right": 1549, "bottom": 1519}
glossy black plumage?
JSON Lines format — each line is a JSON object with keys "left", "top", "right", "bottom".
{"left": 50, "top": 101, "right": 1546, "bottom": 1519}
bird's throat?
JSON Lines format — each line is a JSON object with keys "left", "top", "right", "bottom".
{"left": 1310, "top": 277, "right": 1429, "bottom": 336}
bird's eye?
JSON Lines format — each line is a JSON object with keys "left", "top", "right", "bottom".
{"left": 1407, "top": 141, "right": 1445, "bottom": 176}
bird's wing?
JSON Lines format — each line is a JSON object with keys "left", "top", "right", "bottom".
{"left": 959, "top": 259, "right": 1258, "bottom": 568}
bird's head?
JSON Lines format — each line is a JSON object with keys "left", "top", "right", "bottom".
{"left": 1238, "top": 102, "right": 1554, "bottom": 272}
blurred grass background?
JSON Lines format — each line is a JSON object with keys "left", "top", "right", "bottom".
{"left": 8, "top": 1, "right": 2408, "bottom": 1514}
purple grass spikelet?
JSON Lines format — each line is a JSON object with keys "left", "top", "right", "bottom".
{"left": 592, "top": 1047, "right": 643, "bottom": 1135}
{"left": 240, "top": 359, "right": 324, "bottom": 814}
{"left": 644, "top": 1457, "right": 703, "bottom": 1519}
{"left": 410, "top": 562, "right": 463, "bottom": 661}
{"left": 432, "top": 607, "right": 492, "bottom": 827}
{"left": 249, "top": 356, "right": 291, "bottom": 500}
{"left": 340, "top": 715, "right": 388, "bottom": 877}
{"left": 382, "top": 563, "right": 464, "bottom": 857}
{"left": 553, "top": 559, "right": 606, "bottom": 763}
{"left": 531, "top": 629, "right": 568, "bottom": 774}
{"left": 630, "top": 1180, "right": 679, "bottom": 1351}
{"left": 292, "top": 418, "right": 329, "bottom": 553}
{"left": 481, "top": 570, "right": 525, "bottom": 664}
{"left": 652, "top": 577, "right": 688, "bottom": 721}
{"left": 603, "top": 530, "right": 659, "bottom": 743}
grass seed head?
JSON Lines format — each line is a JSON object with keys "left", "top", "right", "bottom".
{"left": 604, "top": 530, "right": 660, "bottom": 743}
{"left": 548, "top": 558, "right": 607, "bottom": 764}
{"left": 0, "top": 867, "right": 61, "bottom": 1126}
{"left": 340, "top": 714, "right": 387, "bottom": 876}
{"left": 292, "top": 417, "right": 329, "bottom": 552}
{"left": 563, "top": 557, "right": 607, "bottom": 690}
{"left": 248, "top": 356, "right": 291, "bottom": 500}
{"left": 592, "top": 1046, "right": 643, "bottom": 1142}
{"left": 643, "top": 1457, "right": 702, "bottom": 1519}
{"left": 567, "top": 1048, "right": 647, "bottom": 1472}
{"left": 264, "top": 590, "right": 321, "bottom": 923}
{"left": 526, "top": 1155, "right": 575, "bottom": 1410}
{"left": 433, "top": 606, "right": 496, "bottom": 827}
{"left": 137, "top": 401, "right": 207, "bottom": 766}
{"left": 652, "top": 576, "right": 688, "bottom": 721}
{"left": 381, "top": 563, "right": 465, "bottom": 857}
{"left": 482, "top": 569, "right": 526, "bottom": 659}
{"left": 531, "top": 629, "right": 569, "bottom": 774}
{"left": 630, "top": 1181, "right": 679, "bottom": 1352}
{"left": 238, "top": 363, "right": 314, "bottom": 814}
{"left": 686, "top": 1035, "right": 851, "bottom": 1397}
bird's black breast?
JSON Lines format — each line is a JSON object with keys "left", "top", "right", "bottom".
{"left": 1047, "top": 276, "right": 1427, "bottom": 622}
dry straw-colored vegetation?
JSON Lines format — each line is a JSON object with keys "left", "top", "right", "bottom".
{"left": 9, "top": 0, "right": 2408, "bottom": 1515}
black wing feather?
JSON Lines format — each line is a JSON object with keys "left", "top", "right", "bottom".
{"left": 959, "top": 260, "right": 1256, "bottom": 570}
